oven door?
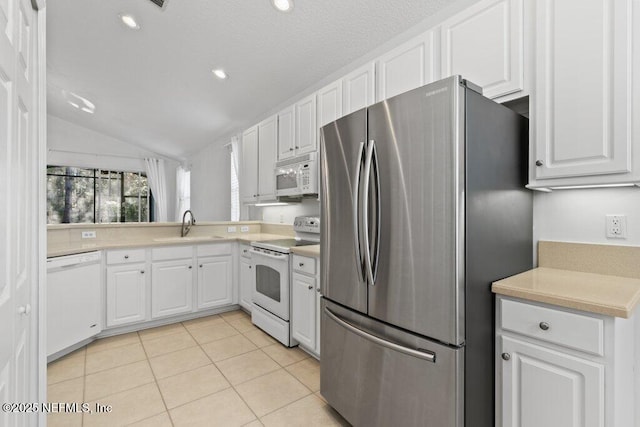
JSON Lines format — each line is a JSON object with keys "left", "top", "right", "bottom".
{"left": 275, "top": 166, "right": 301, "bottom": 197}
{"left": 250, "top": 249, "right": 290, "bottom": 320}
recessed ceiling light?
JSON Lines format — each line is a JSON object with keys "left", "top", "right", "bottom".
{"left": 119, "top": 14, "right": 140, "bottom": 30}
{"left": 212, "top": 69, "right": 228, "bottom": 80}
{"left": 271, "top": 0, "right": 293, "bottom": 12}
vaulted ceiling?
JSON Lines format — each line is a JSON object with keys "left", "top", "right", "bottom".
{"left": 47, "top": 0, "right": 454, "bottom": 159}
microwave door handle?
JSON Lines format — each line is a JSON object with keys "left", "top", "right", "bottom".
{"left": 353, "top": 142, "right": 366, "bottom": 283}
{"left": 362, "top": 140, "right": 375, "bottom": 286}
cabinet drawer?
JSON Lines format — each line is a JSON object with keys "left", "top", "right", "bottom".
{"left": 106, "top": 248, "right": 146, "bottom": 265}
{"left": 239, "top": 244, "right": 252, "bottom": 259}
{"left": 293, "top": 255, "right": 316, "bottom": 275}
{"left": 197, "top": 243, "right": 232, "bottom": 257}
{"left": 500, "top": 298, "right": 604, "bottom": 356}
{"left": 152, "top": 246, "right": 193, "bottom": 261}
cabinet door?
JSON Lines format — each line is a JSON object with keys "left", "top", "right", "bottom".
{"left": 241, "top": 126, "right": 259, "bottom": 202}
{"left": 499, "top": 335, "right": 604, "bottom": 427}
{"left": 197, "top": 255, "right": 233, "bottom": 310}
{"left": 440, "top": 0, "right": 523, "bottom": 99}
{"left": 343, "top": 62, "right": 376, "bottom": 115}
{"left": 151, "top": 260, "right": 193, "bottom": 318}
{"left": 277, "top": 105, "right": 295, "bottom": 161}
{"left": 295, "top": 93, "right": 317, "bottom": 154}
{"left": 317, "top": 80, "right": 343, "bottom": 128}
{"left": 239, "top": 258, "right": 254, "bottom": 312}
{"left": 291, "top": 273, "right": 316, "bottom": 349}
{"left": 376, "top": 31, "right": 437, "bottom": 102}
{"left": 258, "top": 115, "right": 278, "bottom": 201}
{"left": 106, "top": 263, "right": 147, "bottom": 327}
{"left": 315, "top": 284, "right": 321, "bottom": 356}
{"left": 532, "top": 0, "right": 632, "bottom": 181}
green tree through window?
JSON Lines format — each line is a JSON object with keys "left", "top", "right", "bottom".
{"left": 47, "top": 166, "right": 153, "bottom": 224}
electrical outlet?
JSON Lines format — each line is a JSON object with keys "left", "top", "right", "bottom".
{"left": 606, "top": 215, "right": 627, "bottom": 239}
{"left": 82, "top": 231, "right": 96, "bottom": 239}
{"left": 227, "top": 226, "right": 237, "bottom": 233}
{"left": 240, "top": 226, "right": 249, "bottom": 232}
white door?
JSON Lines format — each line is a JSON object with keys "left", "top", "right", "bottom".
{"left": 239, "top": 257, "right": 254, "bottom": 312}
{"left": 440, "top": 0, "right": 524, "bottom": 99}
{"left": 197, "top": 255, "right": 233, "bottom": 309}
{"left": 499, "top": 336, "right": 604, "bottom": 427}
{"left": 532, "top": 0, "right": 632, "bottom": 180}
{"left": 257, "top": 115, "right": 277, "bottom": 201}
{"left": 241, "top": 126, "right": 258, "bottom": 202}
{"left": 295, "top": 93, "right": 317, "bottom": 155}
{"left": 291, "top": 273, "right": 315, "bottom": 350}
{"left": 0, "top": 0, "right": 40, "bottom": 425}
{"left": 106, "top": 264, "right": 147, "bottom": 327}
{"left": 277, "top": 105, "right": 295, "bottom": 161}
{"left": 151, "top": 260, "right": 193, "bottom": 318}
{"left": 342, "top": 62, "right": 376, "bottom": 115}
{"left": 317, "top": 80, "right": 343, "bottom": 128}
{"left": 376, "top": 31, "right": 437, "bottom": 101}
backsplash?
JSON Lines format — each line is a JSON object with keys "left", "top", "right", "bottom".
{"left": 533, "top": 187, "right": 640, "bottom": 246}
{"left": 250, "top": 198, "right": 320, "bottom": 224}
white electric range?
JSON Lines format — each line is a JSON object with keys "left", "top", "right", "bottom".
{"left": 250, "top": 216, "right": 320, "bottom": 346}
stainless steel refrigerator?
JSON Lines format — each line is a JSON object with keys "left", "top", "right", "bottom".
{"left": 319, "top": 76, "right": 532, "bottom": 427}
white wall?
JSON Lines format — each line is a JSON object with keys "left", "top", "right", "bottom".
{"left": 251, "top": 199, "right": 321, "bottom": 224}
{"left": 189, "top": 142, "right": 231, "bottom": 221}
{"left": 47, "top": 114, "right": 179, "bottom": 221}
{"left": 533, "top": 187, "right": 640, "bottom": 247}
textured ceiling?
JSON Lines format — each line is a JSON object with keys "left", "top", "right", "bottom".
{"left": 47, "top": 0, "right": 452, "bottom": 159}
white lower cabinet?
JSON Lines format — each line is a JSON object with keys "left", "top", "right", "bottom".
{"left": 197, "top": 255, "right": 233, "bottom": 310}
{"left": 496, "top": 296, "right": 637, "bottom": 427}
{"left": 291, "top": 272, "right": 316, "bottom": 349}
{"left": 239, "top": 254, "right": 254, "bottom": 312}
{"left": 291, "top": 255, "right": 321, "bottom": 357}
{"left": 106, "top": 263, "right": 148, "bottom": 327}
{"left": 151, "top": 259, "right": 194, "bottom": 319}
{"left": 499, "top": 335, "right": 604, "bottom": 427}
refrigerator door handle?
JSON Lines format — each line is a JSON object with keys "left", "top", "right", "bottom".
{"left": 324, "top": 307, "right": 436, "bottom": 363}
{"left": 362, "top": 140, "right": 375, "bottom": 286}
{"left": 370, "top": 139, "right": 381, "bottom": 284}
{"left": 353, "top": 141, "right": 366, "bottom": 283}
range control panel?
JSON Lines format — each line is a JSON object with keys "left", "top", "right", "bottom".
{"left": 293, "top": 216, "right": 320, "bottom": 234}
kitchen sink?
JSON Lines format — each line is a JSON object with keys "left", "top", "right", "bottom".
{"left": 153, "top": 236, "right": 226, "bottom": 242}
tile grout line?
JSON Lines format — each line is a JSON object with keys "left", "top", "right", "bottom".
{"left": 184, "top": 315, "right": 262, "bottom": 424}
{"left": 136, "top": 329, "right": 175, "bottom": 427}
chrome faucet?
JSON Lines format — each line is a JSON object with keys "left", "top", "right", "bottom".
{"left": 181, "top": 210, "right": 196, "bottom": 237}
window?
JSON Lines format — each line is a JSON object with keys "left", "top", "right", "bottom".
{"left": 176, "top": 166, "right": 191, "bottom": 220}
{"left": 47, "top": 166, "right": 152, "bottom": 224}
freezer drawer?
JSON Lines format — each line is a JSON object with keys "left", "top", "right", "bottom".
{"left": 320, "top": 299, "right": 463, "bottom": 427}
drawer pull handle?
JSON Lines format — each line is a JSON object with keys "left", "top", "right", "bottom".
{"left": 501, "top": 353, "right": 511, "bottom": 361}
{"left": 308, "top": 285, "right": 313, "bottom": 290}
{"left": 188, "top": 266, "right": 193, "bottom": 269}
{"left": 243, "top": 249, "right": 248, "bottom": 253}
{"left": 199, "top": 264, "right": 203, "bottom": 268}
{"left": 124, "top": 255, "right": 129, "bottom": 259}
{"left": 140, "top": 270, "right": 145, "bottom": 274}
{"left": 299, "top": 263, "right": 304, "bottom": 267}
{"left": 539, "top": 322, "right": 550, "bottom": 331}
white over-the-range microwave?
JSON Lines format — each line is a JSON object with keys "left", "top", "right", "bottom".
{"left": 274, "top": 153, "right": 318, "bottom": 197}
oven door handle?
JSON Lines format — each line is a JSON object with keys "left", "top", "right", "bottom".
{"left": 249, "top": 249, "right": 288, "bottom": 260}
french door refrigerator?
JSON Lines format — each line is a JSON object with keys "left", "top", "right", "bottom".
{"left": 319, "top": 76, "right": 532, "bottom": 427}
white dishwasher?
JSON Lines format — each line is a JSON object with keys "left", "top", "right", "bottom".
{"left": 47, "top": 251, "right": 102, "bottom": 358}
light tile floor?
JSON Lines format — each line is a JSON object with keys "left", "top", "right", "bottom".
{"left": 47, "top": 310, "right": 349, "bottom": 427}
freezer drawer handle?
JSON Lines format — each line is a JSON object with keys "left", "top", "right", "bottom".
{"left": 324, "top": 307, "right": 436, "bottom": 363}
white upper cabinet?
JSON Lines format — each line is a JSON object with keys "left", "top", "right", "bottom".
{"left": 440, "top": 0, "right": 524, "bottom": 99}
{"left": 376, "top": 31, "right": 438, "bottom": 102}
{"left": 343, "top": 62, "right": 376, "bottom": 115}
{"left": 257, "top": 115, "right": 278, "bottom": 201}
{"left": 296, "top": 93, "right": 317, "bottom": 155}
{"left": 530, "top": 0, "right": 635, "bottom": 186}
{"left": 277, "top": 105, "right": 295, "bottom": 161}
{"left": 241, "top": 126, "right": 259, "bottom": 202}
{"left": 317, "top": 80, "right": 343, "bottom": 128}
